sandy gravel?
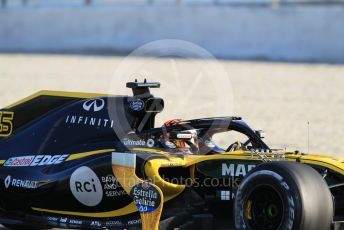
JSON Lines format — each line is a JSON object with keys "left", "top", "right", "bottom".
{"left": 0, "top": 53, "right": 344, "bottom": 155}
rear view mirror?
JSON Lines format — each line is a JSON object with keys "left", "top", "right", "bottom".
{"left": 256, "top": 130, "right": 265, "bottom": 139}
{"left": 145, "top": 98, "right": 164, "bottom": 113}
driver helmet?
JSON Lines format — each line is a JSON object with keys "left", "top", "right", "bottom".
{"left": 162, "top": 119, "right": 193, "bottom": 154}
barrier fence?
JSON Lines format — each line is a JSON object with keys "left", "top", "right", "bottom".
{"left": 1, "top": 0, "right": 344, "bottom": 62}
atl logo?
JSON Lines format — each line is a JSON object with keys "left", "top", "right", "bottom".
{"left": 70, "top": 166, "right": 103, "bottom": 207}
{"left": 83, "top": 99, "right": 105, "bottom": 112}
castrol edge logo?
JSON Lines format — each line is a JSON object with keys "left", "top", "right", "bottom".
{"left": 4, "top": 154, "right": 69, "bottom": 167}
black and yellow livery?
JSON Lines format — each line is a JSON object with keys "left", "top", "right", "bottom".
{"left": 0, "top": 81, "right": 342, "bottom": 230}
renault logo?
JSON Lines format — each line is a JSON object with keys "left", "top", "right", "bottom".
{"left": 4, "top": 175, "right": 11, "bottom": 189}
{"left": 83, "top": 99, "right": 105, "bottom": 112}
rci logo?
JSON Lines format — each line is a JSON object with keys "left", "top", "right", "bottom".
{"left": 82, "top": 99, "right": 105, "bottom": 112}
{"left": 70, "top": 166, "right": 103, "bottom": 206}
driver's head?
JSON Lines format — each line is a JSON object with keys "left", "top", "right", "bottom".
{"left": 162, "top": 119, "right": 194, "bottom": 154}
{"left": 174, "top": 139, "right": 186, "bottom": 149}
{"left": 162, "top": 119, "right": 185, "bottom": 149}
{"left": 164, "top": 119, "right": 183, "bottom": 127}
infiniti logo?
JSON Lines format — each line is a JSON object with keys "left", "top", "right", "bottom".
{"left": 83, "top": 99, "right": 105, "bottom": 112}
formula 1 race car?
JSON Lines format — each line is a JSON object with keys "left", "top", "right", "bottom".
{"left": 0, "top": 80, "right": 343, "bottom": 230}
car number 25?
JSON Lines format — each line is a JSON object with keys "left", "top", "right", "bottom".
{"left": 0, "top": 111, "right": 14, "bottom": 137}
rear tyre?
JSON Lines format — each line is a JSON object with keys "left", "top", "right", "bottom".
{"left": 234, "top": 162, "right": 333, "bottom": 230}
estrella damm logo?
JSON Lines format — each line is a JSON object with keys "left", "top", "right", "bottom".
{"left": 0, "top": 111, "right": 14, "bottom": 137}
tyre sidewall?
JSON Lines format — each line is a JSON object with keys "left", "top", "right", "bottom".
{"left": 234, "top": 169, "right": 301, "bottom": 230}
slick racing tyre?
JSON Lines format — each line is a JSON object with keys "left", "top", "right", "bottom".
{"left": 234, "top": 162, "right": 333, "bottom": 230}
